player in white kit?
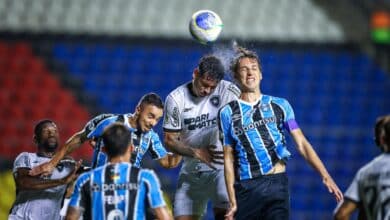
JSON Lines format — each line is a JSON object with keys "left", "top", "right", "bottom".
{"left": 8, "top": 120, "right": 81, "bottom": 220}
{"left": 334, "top": 115, "right": 390, "bottom": 220}
{"left": 163, "top": 55, "right": 240, "bottom": 219}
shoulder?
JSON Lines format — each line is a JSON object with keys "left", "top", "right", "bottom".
{"left": 218, "top": 80, "right": 240, "bottom": 97}
{"left": 268, "top": 95, "right": 290, "bottom": 107}
{"left": 139, "top": 168, "right": 158, "bottom": 179}
{"left": 167, "top": 83, "right": 190, "bottom": 100}
{"left": 220, "top": 99, "right": 238, "bottom": 114}
{"left": 14, "top": 152, "right": 32, "bottom": 161}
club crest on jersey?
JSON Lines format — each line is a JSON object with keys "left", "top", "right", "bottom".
{"left": 260, "top": 104, "right": 270, "bottom": 112}
{"left": 110, "top": 173, "right": 120, "bottom": 181}
{"left": 210, "top": 95, "right": 220, "bottom": 107}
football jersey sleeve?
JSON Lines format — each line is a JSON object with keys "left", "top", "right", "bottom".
{"left": 13, "top": 152, "right": 32, "bottom": 172}
{"left": 218, "top": 106, "right": 235, "bottom": 147}
{"left": 83, "top": 113, "right": 115, "bottom": 138}
{"left": 68, "top": 173, "right": 91, "bottom": 211}
{"left": 141, "top": 169, "right": 165, "bottom": 208}
{"left": 280, "top": 99, "right": 299, "bottom": 132}
{"left": 344, "top": 172, "right": 360, "bottom": 203}
{"left": 148, "top": 132, "right": 168, "bottom": 160}
{"left": 163, "top": 95, "right": 182, "bottom": 132}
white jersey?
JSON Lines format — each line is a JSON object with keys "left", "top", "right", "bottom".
{"left": 9, "top": 152, "right": 74, "bottom": 220}
{"left": 344, "top": 153, "right": 390, "bottom": 220}
{"left": 163, "top": 80, "right": 240, "bottom": 173}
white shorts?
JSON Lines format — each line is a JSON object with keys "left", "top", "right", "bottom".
{"left": 173, "top": 169, "right": 229, "bottom": 217}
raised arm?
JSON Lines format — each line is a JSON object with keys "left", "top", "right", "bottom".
{"left": 223, "top": 146, "right": 237, "bottom": 220}
{"left": 290, "top": 128, "right": 343, "bottom": 202}
{"left": 29, "top": 130, "right": 88, "bottom": 176}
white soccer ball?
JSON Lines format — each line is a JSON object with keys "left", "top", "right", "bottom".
{"left": 189, "top": 10, "right": 223, "bottom": 44}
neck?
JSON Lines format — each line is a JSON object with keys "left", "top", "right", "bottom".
{"left": 37, "top": 150, "right": 55, "bottom": 158}
{"left": 240, "top": 90, "right": 262, "bottom": 103}
{"left": 109, "top": 155, "right": 129, "bottom": 164}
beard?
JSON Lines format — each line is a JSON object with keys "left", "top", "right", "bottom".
{"left": 40, "top": 139, "right": 58, "bottom": 152}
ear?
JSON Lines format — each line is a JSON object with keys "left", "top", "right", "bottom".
{"left": 193, "top": 68, "right": 199, "bottom": 79}
{"left": 33, "top": 135, "right": 38, "bottom": 145}
{"left": 128, "top": 144, "right": 134, "bottom": 153}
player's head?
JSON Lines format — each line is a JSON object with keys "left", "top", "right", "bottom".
{"left": 383, "top": 117, "right": 390, "bottom": 152}
{"left": 102, "top": 123, "right": 132, "bottom": 158}
{"left": 135, "top": 92, "right": 164, "bottom": 132}
{"left": 33, "top": 119, "right": 59, "bottom": 152}
{"left": 375, "top": 115, "right": 390, "bottom": 152}
{"left": 230, "top": 45, "right": 262, "bottom": 92}
{"left": 192, "top": 55, "right": 225, "bottom": 97}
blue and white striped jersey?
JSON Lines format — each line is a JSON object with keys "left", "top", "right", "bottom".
{"left": 69, "top": 162, "right": 165, "bottom": 220}
{"left": 84, "top": 113, "right": 167, "bottom": 168}
{"left": 219, "top": 95, "right": 298, "bottom": 180}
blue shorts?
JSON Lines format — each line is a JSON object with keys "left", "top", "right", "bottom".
{"left": 234, "top": 172, "right": 290, "bottom": 220}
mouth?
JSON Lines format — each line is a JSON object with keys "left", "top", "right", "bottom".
{"left": 246, "top": 77, "right": 255, "bottom": 83}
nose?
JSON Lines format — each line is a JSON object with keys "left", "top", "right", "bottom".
{"left": 204, "top": 87, "right": 211, "bottom": 94}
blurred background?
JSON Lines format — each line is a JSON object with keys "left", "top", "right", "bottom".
{"left": 0, "top": 0, "right": 389, "bottom": 219}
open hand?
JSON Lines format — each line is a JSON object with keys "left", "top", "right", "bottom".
{"left": 29, "top": 161, "right": 56, "bottom": 176}
{"left": 224, "top": 202, "right": 237, "bottom": 220}
{"left": 323, "top": 176, "right": 343, "bottom": 202}
{"left": 193, "top": 145, "right": 223, "bottom": 169}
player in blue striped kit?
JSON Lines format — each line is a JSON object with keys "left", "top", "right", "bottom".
{"left": 30, "top": 93, "right": 181, "bottom": 176}
{"left": 66, "top": 123, "right": 172, "bottom": 220}
{"left": 218, "top": 46, "right": 343, "bottom": 219}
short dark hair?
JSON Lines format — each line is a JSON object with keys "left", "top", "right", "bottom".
{"left": 137, "top": 92, "right": 164, "bottom": 109}
{"left": 374, "top": 115, "right": 390, "bottom": 147}
{"left": 230, "top": 45, "right": 262, "bottom": 75}
{"left": 102, "top": 123, "right": 131, "bottom": 157}
{"left": 34, "top": 119, "right": 56, "bottom": 141}
{"left": 198, "top": 55, "right": 225, "bottom": 81}
{"left": 384, "top": 118, "right": 390, "bottom": 150}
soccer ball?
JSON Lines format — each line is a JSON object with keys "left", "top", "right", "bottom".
{"left": 189, "top": 10, "right": 223, "bottom": 44}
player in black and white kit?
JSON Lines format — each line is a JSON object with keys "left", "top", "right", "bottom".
{"left": 9, "top": 120, "right": 81, "bottom": 220}
{"left": 163, "top": 55, "right": 240, "bottom": 220}
{"left": 334, "top": 115, "right": 390, "bottom": 220}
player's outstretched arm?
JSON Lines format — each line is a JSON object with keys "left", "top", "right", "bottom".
{"left": 29, "top": 130, "right": 88, "bottom": 176}
{"left": 15, "top": 160, "right": 82, "bottom": 190}
{"left": 290, "top": 128, "right": 343, "bottom": 202}
{"left": 224, "top": 146, "right": 237, "bottom": 220}
{"left": 163, "top": 131, "right": 218, "bottom": 169}
{"left": 157, "top": 152, "right": 182, "bottom": 168}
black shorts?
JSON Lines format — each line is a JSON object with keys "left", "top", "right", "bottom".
{"left": 234, "top": 172, "right": 290, "bottom": 220}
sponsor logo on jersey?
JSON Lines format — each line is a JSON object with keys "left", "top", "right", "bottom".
{"left": 233, "top": 116, "right": 276, "bottom": 135}
{"left": 183, "top": 107, "right": 194, "bottom": 112}
{"left": 184, "top": 113, "right": 216, "bottom": 130}
{"left": 91, "top": 182, "right": 138, "bottom": 191}
{"left": 210, "top": 95, "right": 220, "bottom": 107}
